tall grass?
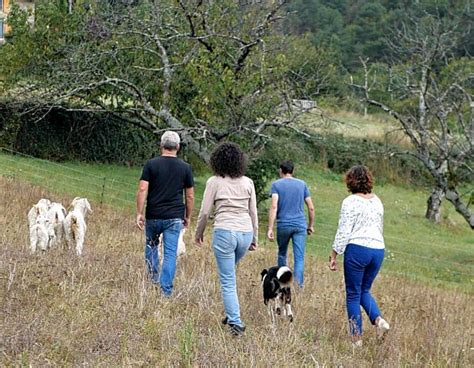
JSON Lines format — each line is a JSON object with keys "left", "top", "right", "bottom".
{"left": 1, "top": 150, "right": 472, "bottom": 292}
{"left": 0, "top": 177, "right": 472, "bottom": 366}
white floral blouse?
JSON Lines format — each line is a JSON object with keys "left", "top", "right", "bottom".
{"left": 332, "top": 194, "right": 385, "bottom": 254}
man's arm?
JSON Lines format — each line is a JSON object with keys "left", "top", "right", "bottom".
{"left": 267, "top": 193, "right": 279, "bottom": 241}
{"left": 184, "top": 187, "right": 194, "bottom": 228}
{"left": 136, "top": 180, "right": 149, "bottom": 230}
{"left": 305, "top": 196, "right": 315, "bottom": 235}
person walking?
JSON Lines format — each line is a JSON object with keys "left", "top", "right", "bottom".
{"left": 328, "top": 165, "right": 390, "bottom": 346}
{"left": 195, "top": 142, "right": 258, "bottom": 336}
{"left": 136, "top": 131, "right": 194, "bottom": 297}
{"left": 267, "top": 160, "right": 314, "bottom": 287}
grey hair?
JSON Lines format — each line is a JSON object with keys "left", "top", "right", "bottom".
{"left": 160, "top": 131, "right": 180, "bottom": 150}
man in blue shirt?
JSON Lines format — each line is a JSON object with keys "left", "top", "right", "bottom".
{"left": 267, "top": 160, "right": 314, "bottom": 287}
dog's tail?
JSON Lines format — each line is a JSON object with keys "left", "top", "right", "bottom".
{"left": 71, "top": 216, "right": 78, "bottom": 241}
{"left": 277, "top": 266, "right": 293, "bottom": 284}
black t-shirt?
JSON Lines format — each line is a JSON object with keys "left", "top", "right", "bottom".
{"left": 140, "top": 156, "right": 194, "bottom": 220}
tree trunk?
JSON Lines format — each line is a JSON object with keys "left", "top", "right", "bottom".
{"left": 426, "top": 187, "right": 445, "bottom": 223}
{"left": 445, "top": 189, "right": 474, "bottom": 229}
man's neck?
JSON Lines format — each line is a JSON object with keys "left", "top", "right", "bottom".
{"left": 281, "top": 173, "right": 293, "bottom": 179}
{"left": 161, "top": 149, "right": 177, "bottom": 157}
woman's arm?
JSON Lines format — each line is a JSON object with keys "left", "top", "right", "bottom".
{"left": 194, "top": 178, "right": 216, "bottom": 246}
{"left": 249, "top": 180, "right": 259, "bottom": 246}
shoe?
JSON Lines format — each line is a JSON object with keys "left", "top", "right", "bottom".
{"left": 222, "top": 316, "right": 245, "bottom": 336}
{"left": 377, "top": 318, "right": 390, "bottom": 334}
{"left": 228, "top": 323, "right": 246, "bottom": 337}
{"left": 352, "top": 339, "right": 363, "bottom": 348}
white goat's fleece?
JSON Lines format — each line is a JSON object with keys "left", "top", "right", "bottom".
{"left": 64, "top": 198, "right": 92, "bottom": 256}
{"left": 29, "top": 214, "right": 55, "bottom": 253}
{"left": 178, "top": 228, "right": 186, "bottom": 256}
{"left": 27, "top": 198, "right": 51, "bottom": 228}
{"left": 46, "top": 202, "right": 67, "bottom": 248}
{"left": 158, "top": 228, "right": 187, "bottom": 264}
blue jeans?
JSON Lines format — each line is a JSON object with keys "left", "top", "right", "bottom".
{"left": 343, "top": 243, "right": 385, "bottom": 336}
{"left": 277, "top": 225, "right": 307, "bottom": 287}
{"left": 145, "top": 218, "right": 183, "bottom": 296}
{"left": 212, "top": 228, "right": 253, "bottom": 328}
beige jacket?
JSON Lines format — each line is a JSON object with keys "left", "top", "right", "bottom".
{"left": 195, "top": 175, "right": 258, "bottom": 244}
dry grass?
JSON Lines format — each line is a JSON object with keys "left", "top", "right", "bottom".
{"left": 299, "top": 109, "right": 412, "bottom": 147}
{"left": 1, "top": 177, "right": 472, "bottom": 367}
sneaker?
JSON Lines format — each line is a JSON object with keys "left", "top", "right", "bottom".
{"left": 222, "top": 316, "right": 245, "bottom": 336}
{"left": 352, "top": 339, "right": 363, "bottom": 348}
{"left": 377, "top": 318, "right": 390, "bottom": 334}
{"left": 228, "top": 323, "right": 246, "bottom": 337}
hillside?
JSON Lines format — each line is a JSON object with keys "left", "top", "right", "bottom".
{"left": 1, "top": 149, "right": 472, "bottom": 292}
{"left": 1, "top": 177, "right": 472, "bottom": 366}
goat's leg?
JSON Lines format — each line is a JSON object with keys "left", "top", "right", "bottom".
{"left": 75, "top": 233, "right": 85, "bottom": 256}
{"left": 30, "top": 238, "right": 37, "bottom": 253}
{"left": 64, "top": 225, "right": 73, "bottom": 250}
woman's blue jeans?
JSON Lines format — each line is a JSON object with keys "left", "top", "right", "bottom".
{"left": 212, "top": 228, "right": 253, "bottom": 328}
{"left": 145, "top": 218, "right": 183, "bottom": 296}
{"left": 277, "top": 225, "right": 307, "bottom": 287}
{"left": 343, "top": 243, "right": 384, "bottom": 336}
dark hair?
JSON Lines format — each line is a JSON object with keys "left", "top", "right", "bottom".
{"left": 280, "top": 160, "right": 294, "bottom": 175}
{"left": 210, "top": 142, "right": 246, "bottom": 178}
{"left": 345, "top": 165, "right": 374, "bottom": 194}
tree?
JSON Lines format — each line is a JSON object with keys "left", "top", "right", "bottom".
{"left": 353, "top": 14, "right": 473, "bottom": 228}
{"left": 1, "top": 0, "right": 316, "bottom": 162}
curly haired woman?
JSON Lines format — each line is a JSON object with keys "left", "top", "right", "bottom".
{"left": 195, "top": 142, "right": 258, "bottom": 337}
{"left": 329, "top": 165, "right": 390, "bottom": 346}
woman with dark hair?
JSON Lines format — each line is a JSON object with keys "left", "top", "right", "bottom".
{"left": 329, "top": 165, "right": 390, "bottom": 346}
{"left": 195, "top": 142, "right": 258, "bottom": 336}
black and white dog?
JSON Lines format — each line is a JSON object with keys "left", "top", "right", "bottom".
{"left": 260, "top": 266, "right": 294, "bottom": 322}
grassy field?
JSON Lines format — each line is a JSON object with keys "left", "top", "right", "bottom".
{"left": 1, "top": 149, "right": 472, "bottom": 292}
{"left": 1, "top": 173, "right": 473, "bottom": 366}
{"left": 298, "top": 108, "right": 410, "bottom": 147}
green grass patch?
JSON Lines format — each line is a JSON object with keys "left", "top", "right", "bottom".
{"left": 0, "top": 149, "right": 472, "bottom": 292}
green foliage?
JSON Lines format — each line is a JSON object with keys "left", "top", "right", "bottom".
{"left": 2, "top": 103, "right": 157, "bottom": 164}
{"left": 282, "top": 35, "right": 343, "bottom": 98}
{"left": 303, "top": 132, "right": 432, "bottom": 187}
{"left": 286, "top": 0, "right": 472, "bottom": 70}
{"left": 246, "top": 153, "right": 281, "bottom": 205}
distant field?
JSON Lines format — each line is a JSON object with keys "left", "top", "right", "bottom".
{"left": 299, "top": 108, "right": 411, "bottom": 146}
{"left": 1, "top": 148, "right": 472, "bottom": 292}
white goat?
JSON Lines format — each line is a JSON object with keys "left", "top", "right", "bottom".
{"left": 158, "top": 228, "right": 187, "bottom": 264}
{"left": 177, "top": 228, "right": 186, "bottom": 256}
{"left": 64, "top": 197, "right": 92, "bottom": 256}
{"left": 156, "top": 228, "right": 186, "bottom": 268}
{"left": 46, "top": 202, "right": 67, "bottom": 248}
{"left": 29, "top": 214, "right": 55, "bottom": 253}
{"left": 27, "top": 198, "right": 51, "bottom": 228}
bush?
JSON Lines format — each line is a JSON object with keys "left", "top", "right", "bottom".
{"left": 1, "top": 103, "right": 158, "bottom": 165}
{"left": 306, "top": 133, "right": 432, "bottom": 186}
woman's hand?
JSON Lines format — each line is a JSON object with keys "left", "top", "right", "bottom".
{"left": 248, "top": 242, "right": 258, "bottom": 251}
{"left": 328, "top": 250, "right": 338, "bottom": 271}
{"left": 195, "top": 237, "right": 204, "bottom": 248}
